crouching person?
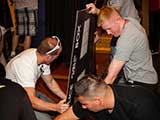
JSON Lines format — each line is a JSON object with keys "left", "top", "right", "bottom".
{"left": 54, "top": 74, "right": 160, "bottom": 120}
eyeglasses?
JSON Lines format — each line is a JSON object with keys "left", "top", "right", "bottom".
{"left": 46, "top": 36, "right": 61, "bottom": 55}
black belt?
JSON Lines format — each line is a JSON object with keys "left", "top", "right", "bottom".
{"left": 127, "top": 80, "right": 157, "bottom": 92}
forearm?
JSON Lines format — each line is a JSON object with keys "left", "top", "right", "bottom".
{"left": 104, "top": 64, "right": 117, "bottom": 84}
{"left": 47, "top": 79, "right": 66, "bottom": 99}
{"left": 42, "top": 75, "right": 66, "bottom": 99}
{"left": 104, "top": 59, "right": 124, "bottom": 84}
{"left": 30, "top": 95, "right": 58, "bottom": 112}
{"left": 104, "top": 74, "right": 116, "bottom": 84}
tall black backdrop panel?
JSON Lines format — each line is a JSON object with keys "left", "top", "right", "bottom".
{"left": 45, "top": 0, "right": 95, "bottom": 64}
{"left": 66, "top": 9, "right": 96, "bottom": 105}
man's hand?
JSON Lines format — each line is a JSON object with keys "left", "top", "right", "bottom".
{"left": 86, "top": 3, "right": 100, "bottom": 15}
{"left": 56, "top": 99, "right": 69, "bottom": 113}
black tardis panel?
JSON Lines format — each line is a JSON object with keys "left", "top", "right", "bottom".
{"left": 66, "top": 9, "right": 96, "bottom": 105}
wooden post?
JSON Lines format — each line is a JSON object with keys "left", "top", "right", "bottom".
{"left": 141, "top": 0, "right": 149, "bottom": 35}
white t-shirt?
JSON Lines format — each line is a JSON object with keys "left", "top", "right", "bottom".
{"left": 5, "top": 49, "right": 50, "bottom": 87}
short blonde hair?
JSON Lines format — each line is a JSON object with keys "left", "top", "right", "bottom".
{"left": 97, "top": 6, "right": 119, "bottom": 27}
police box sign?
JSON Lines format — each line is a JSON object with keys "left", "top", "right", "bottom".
{"left": 66, "top": 9, "right": 96, "bottom": 105}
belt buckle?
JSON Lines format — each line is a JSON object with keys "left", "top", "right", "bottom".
{"left": 128, "top": 80, "right": 134, "bottom": 84}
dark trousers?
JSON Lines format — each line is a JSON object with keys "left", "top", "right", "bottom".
{"left": 126, "top": 81, "right": 158, "bottom": 94}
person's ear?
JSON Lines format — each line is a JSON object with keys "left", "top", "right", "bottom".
{"left": 115, "top": 16, "right": 122, "bottom": 24}
{"left": 45, "top": 54, "right": 52, "bottom": 60}
{"left": 94, "top": 96, "right": 102, "bottom": 105}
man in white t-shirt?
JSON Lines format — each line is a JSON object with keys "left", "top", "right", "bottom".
{"left": 5, "top": 36, "right": 69, "bottom": 120}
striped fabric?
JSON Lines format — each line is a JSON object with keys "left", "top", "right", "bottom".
{"left": 15, "top": 8, "right": 38, "bottom": 36}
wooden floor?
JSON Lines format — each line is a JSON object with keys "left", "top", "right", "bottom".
{"left": 36, "top": 52, "right": 110, "bottom": 102}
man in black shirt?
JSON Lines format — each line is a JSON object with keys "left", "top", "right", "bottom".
{"left": 54, "top": 74, "right": 160, "bottom": 120}
{"left": 0, "top": 63, "right": 37, "bottom": 120}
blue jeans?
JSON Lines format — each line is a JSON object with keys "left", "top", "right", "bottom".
{"left": 34, "top": 91, "right": 57, "bottom": 120}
